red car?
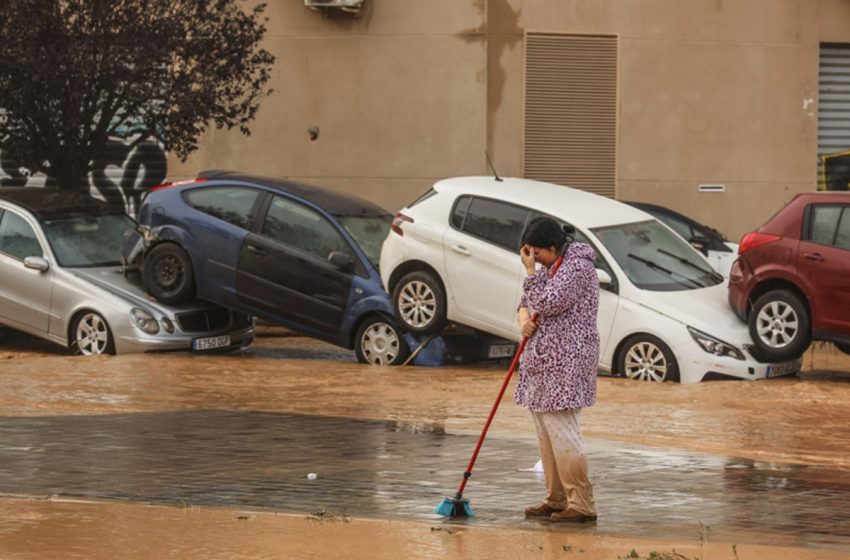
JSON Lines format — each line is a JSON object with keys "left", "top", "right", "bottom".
{"left": 728, "top": 192, "right": 850, "bottom": 361}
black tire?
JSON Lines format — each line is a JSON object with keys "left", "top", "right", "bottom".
{"left": 70, "top": 311, "right": 115, "bottom": 356}
{"left": 748, "top": 290, "right": 811, "bottom": 362}
{"left": 142, "top": 243, "right": 196, "bottom": 305}
{"left": 354, "top": 315, "right": 410, "bottom": 366}
{"left": 392, "top": 270, "right": 447, "bottom": 335}
{"left": 835, "top": 342, "right": 850, "bottom": 356}
{"left": 617, "top": 334, "right": 680, "bottom": 383}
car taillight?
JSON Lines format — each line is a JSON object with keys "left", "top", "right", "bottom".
{"left": 738, "top": 232, "right": 781, "bottom": 254}
{"left": 391, "top": 212, "right": 414, "bottom": 236}
{"left": 151, "top": 177, "right": 208, "bottom": 192}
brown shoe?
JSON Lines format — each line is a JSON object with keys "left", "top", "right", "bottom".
{"left": 524, "top": 503, "right": 565, "bottom": 518}
{"left": 549, "top": 508, "right": 597, "bottom": 523}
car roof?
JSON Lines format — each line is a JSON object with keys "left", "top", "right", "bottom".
{"left": 790, "top": 191, "right": 850, "bottom": 204}
{"left": 433, "top": 176, "right": 650, "bottom": 228}
{"left": 0, "top": 187, "right": 125, "bottom": 220}
{"left": 197, "top": 170, "right": 390, "bottom": 217}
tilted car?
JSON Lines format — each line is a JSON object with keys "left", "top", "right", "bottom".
{"left": 623, "top": 201, "right": 738, "bottom": 278}
{"left": 728, "top": 191, "right": 850, "bottom": 362}
{"left": 126, "top": 170, "right": 410, "bottom": 365}
{"left": 380, "top": 176, "right": 799, "bottom": 383}
{"left": 0, "top": 188, "right": 254, "bottom": 355}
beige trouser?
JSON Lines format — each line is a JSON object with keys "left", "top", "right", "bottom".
{"left": 531, "top": 409, "right": 596, "bottom": 516}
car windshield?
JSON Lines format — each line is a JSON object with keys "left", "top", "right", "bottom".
{"left": 41, "top": 214, "right": 135, "bottom": 268}
{"left": 591, "top": 220, "right": 723, "bottom": 291}
{"left": 336, "top": 215, "right": 391, "bottom": 268}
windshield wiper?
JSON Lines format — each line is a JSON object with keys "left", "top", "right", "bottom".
{"left": 627, "top": 253, "right": 705, "bottom": 289}
{"left": 656, "top": 248, "right": 723, "bottom": 283}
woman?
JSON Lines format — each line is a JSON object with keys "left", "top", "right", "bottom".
{"left": 516, "top": 216, "right": 600, "bottom": 523}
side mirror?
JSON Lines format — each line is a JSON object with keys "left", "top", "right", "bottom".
{"left": 24, "top": 256, "right": 50, "bottom": 272}
{"left": 596, "top": 268, "right": 613, "bottom": 289}
{"left": 328, "top": 250, "right": 354, "bottom": 272}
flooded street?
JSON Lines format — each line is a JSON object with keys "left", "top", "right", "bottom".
{"left": 1, "top": 329, "right": 850, "bottom": 558}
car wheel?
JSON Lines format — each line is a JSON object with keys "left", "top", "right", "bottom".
{"left": 748, "top": 290, "right": 811, "bottom": 362}
{"left": 143, "top": 243, "right": 196, "bottom": 305}
{"left": 834, "top": 342, "right": 850, "bottom": 356}
{"left": 355, "top": 316, "right": 410, "bottom": 366}
{"left": 71, "top": 311, "right": 115, "bottom": 356}
{"left": 617, "top": 334, "right": 680, "bottom": 383}
{"left": 392, "top": 271, "right": 447, "bottom": 335}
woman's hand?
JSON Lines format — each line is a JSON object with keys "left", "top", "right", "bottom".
{"left": 520, "top": 317, "right": 538, "bottom": 338}
{"left": 520, "top": 244, "right": 536, "bottom": 275}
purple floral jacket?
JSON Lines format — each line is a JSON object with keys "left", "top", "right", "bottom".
{"left": 514, "top": 242, "right": 600, "bottom": 412}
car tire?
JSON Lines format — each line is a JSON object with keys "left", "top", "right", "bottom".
{"left": 354, "top": 315, "right": 410, "bottom": 366}
{"left": 143, "top": 243, "right": 196, "bottom": 305}
{"left": 392, "top": 271, "right": 447, "bottom": 335}
{"left": 71, "top": 311, "right": 115, "bottom": 356}
{"left": 834, "top": 342, "right": 850, "bottom": 356}
{"left": 617, "top": 334, "right": 680, "bottom": 383}
{"left": 748, "top": 290, "right": 811, "bottom": 362}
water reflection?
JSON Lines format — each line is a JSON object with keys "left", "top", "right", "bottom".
{"left": 1, "top": 410, "right": 850, "bottom": 550}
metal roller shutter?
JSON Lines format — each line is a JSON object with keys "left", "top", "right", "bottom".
{"left": 524, "top": 33, "right": 618, "bottom": 197}
{"left": 818, "top": 43, "right": 850, "bottom": 191}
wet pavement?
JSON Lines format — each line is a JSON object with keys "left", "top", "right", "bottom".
{"left": 3, "top": 331, "right": 850, "bottom": 556}
{"left": 1, "top": 408, "right": 849, "bottom": 552}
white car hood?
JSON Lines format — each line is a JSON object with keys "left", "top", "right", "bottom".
{"left": 633, "top": 283, "right": 751, "bottom": 345}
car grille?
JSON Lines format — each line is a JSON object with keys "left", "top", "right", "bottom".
{"left": 176, "top": 308, "right": 235, "bottom": 333}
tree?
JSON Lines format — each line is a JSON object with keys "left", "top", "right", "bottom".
{"left": 0, "top": 0, "right": 274, "bottom": 191}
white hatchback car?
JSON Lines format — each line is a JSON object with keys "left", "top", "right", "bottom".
{"left": 380, "top": 176, "right": 800, "bottom": 383}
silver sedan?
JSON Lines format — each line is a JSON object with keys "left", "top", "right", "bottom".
{"left": 0, "top": 188, "right": 254, "bottom": 355}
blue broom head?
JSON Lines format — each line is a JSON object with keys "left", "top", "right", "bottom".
{"left": 435, "top": 496, "right": 474, "bottom": 517}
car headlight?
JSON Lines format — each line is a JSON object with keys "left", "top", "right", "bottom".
{"left": 131, "top": 308, "right": 160, "bottom": 334}
{"left": 161, "top": 317, "right": 175, "bottom": 334}
{"left": 688, "top": 327, "right": 744, "bottom": 360}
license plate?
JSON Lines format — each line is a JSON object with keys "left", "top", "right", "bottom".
{"left": 192, "top": 335, "right": 230, "bottom": 351}
{"left": 487, "top": 343, "right": 517, "bottom": 359}
{"left": 767, "top": 359, "right": 801, "bottom": 378}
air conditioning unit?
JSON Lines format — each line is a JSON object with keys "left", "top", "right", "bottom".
{"left": 305, "top": 0, "right": 365, "bottom": 15}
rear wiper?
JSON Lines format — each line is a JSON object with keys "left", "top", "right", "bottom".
{"left": 627, "top": 253, "right": 704, "bottom": 289}
{"left": 656, "top": 248, "right": 723, "bottom": 283}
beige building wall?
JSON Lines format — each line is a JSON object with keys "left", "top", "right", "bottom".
{"left": 172, "top": 0, "right": 850, "bottom": 241}
{"left": 170, "top": 1, "right": 490, "bottom": 212}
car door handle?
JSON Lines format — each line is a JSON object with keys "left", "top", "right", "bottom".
{"left": 247, "top": 244, "right": 266, "bottom": 255}
{"left": 804, "top": 252, "right": 824, "bottom": 262}
{"left": 451, "top": 244, "right": 471, "bottom": 256}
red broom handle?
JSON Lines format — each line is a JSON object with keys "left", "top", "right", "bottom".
{"left": 454, "top": 255, "right": 564, "bottom": 498}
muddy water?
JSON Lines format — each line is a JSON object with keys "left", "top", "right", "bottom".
{"left": 0, "top": 497, "right": 846, "bottom": 560}
{"left": 2, "top": 335, "right": 850, "bottom": 470}
{"left": 2, "top": 332, "right": 850, "bottom": 558}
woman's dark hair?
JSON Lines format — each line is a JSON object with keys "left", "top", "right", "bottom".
{"left": 522, "top": 216, "right": 575, "bottom": 253}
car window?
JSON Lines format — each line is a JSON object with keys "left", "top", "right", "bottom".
{"left": 592, "top": 220, "right": 723, "bottom": 291}
{"left": 450, "top": 196, "right": 472, "bottom": 229}
{"left": 42, "top": 214, "right": 134, "bottom": 267}
{"left": 184, "top": 187, "right": 259, "bottom": 230}
{"left": 0, "top": 211, "right": 43, "bottom": 260}
{"left": 263, "top": 196, "right": 354, "bottom": 261}
{"left": 654, "top": 211, "right": 693, "bottom": 241}
{"left": 808, "top": 204, "right": 850, "bottom": 249}
{"left": 836, "top": 208, "right": 850, "bottom": 250}
{"left": 336, "top": 214, "right": 391, "bottom": 268}
{"left": 461, "top": 197, "right": 529, "bottom": 252}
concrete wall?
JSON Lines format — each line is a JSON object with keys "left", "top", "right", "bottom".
{"left": 171, "top": 0, "right": 850, "bottom": 241}
{"left": 169, "top": 0, "right": 489, "bottom": 213}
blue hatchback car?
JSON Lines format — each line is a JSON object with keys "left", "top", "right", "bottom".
{"left": 126, "top": 170, "right": 410, "bottom": 365}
